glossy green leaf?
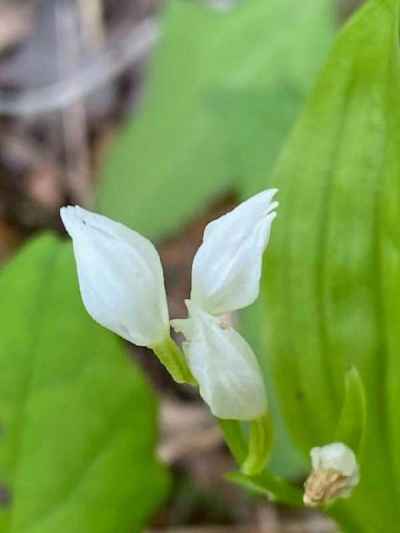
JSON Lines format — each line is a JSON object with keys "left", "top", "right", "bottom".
{"left": 0, "top": 236, "right": 169, "bottom": 533}
{"left": 97, "top": 0, "right": 334, "bottom": 239}
{"left": 335, "top": 367, "right": 366, "bottom": 454}
{"left": 264, "top": 0, "right": 400, "bottom": 530}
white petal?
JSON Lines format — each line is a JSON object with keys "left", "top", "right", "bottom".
{"left": 174, "top": 301, "right": 267, "bottom": 420}
{"left": 310, "top": 443, "right": 359, "bottom": 486}
{"left": 191, "top": 189, "right": 278, "bottom": 315}
{"left": 60, "top": 206, "right": 169, "bottom": 347}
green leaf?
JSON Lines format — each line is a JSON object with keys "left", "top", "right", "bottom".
{"left": 97, "top": 0, "right": 334, "bottom": 239}
{"left": 0, "top": 236, "right": 169, "bottom": 533}
{"left": 263, "top": 0, "right": 400, "bottom": 530}
{"left": 335, "top": 367, "right": 366, "bottom": 454}
{"left": 227, "top": 470, "right": 303, "bottom": 507}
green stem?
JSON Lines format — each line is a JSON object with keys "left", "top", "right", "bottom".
{"left": 152, "top": 336, "right": 196, "bottom": 385}
{"left": 241, "top": 412, "right": 273, "bottom": 476}
{"left": 218, "top": 419, "right": 248, "bottom": 465}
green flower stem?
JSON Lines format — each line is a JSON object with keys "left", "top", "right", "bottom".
{"left": 152, "top": 336, "right": 196, "bottom": 385}
{"left": 241, "top": 412, "right": 273, "bottom": 476}
{"left": 218, "top": 419, "right": 248, "bottom": 465}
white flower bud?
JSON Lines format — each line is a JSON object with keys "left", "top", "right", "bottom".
{"left": 172, "top": 301, "right": 267, "bottom": 420}
{"left": 60, "top": 206, "right": 169, "bottom": 347}
{"left": 190, "top": 189, "right": 278, "bottom": 315}
{"left": 304, "top": 442, "right": 360, "bottom": 507}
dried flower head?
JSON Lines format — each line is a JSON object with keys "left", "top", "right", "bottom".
{"left": 304, "top": 442, "right": 359, "bottom": 507}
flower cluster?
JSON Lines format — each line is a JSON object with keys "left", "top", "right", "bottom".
{"left": 61, "top": 190, "right": 277, "bottom": 421}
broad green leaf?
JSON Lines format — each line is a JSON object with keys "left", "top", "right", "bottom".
{"left": 0, "top": 236, "right": 169, "bottom": 533}
{"left": 335, "top": 367, "right": 366, "bottom": 454}
{"left": 97, "top": 0, "right": 334, "bottom": 239}
{"left": 209, "top": 87, "right": 303, "bottom": 198}
{"left": 264, "top": 0, "right": 400, "bottom": 530}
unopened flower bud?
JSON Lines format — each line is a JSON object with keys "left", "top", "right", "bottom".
{"left": 304, "top": 442, "right": 359, "bottom": 507}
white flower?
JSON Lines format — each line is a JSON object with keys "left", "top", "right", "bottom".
{"left": 61, "top": 189, "right": 277, "bottom": 413}
{"left": 190, "top": 189, "right": 278, "bottom": 315}
{"left": 60, "top": 206, "right": 169, "bottom": 347}
{"left": 172, "top": 301, "right": 267, "bottom": 420}
{"left": 304, "top": 442, "right": 359, "bottom": 506}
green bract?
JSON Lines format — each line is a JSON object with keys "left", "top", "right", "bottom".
{"left": 264, "top": 0, "right": 400, "bottom": 530}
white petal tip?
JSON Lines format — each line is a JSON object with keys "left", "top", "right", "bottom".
{"left": 60, "top": 205, "right": 80, "bottom": 235}
{"left": 60, "top": 205, "right": 100, "bottom": 237}
{"left": 258, "top": 188, "right": 278, "bottom": 204}
{"left": 268, "top": 200, "right": 279, "bottom": 213}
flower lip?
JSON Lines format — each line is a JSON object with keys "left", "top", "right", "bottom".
{"left": 172, "top": 300, "right": 267, "bottom": 420}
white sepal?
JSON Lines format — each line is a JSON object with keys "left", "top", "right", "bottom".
{"left": 190, "top": 189, "right": 278, "bottom": 315}
{"left": 172, "top": 301, "right": 267, "bottom": 420}
{"left": 60, "top": 206, "right": 169, "bottom": 347}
